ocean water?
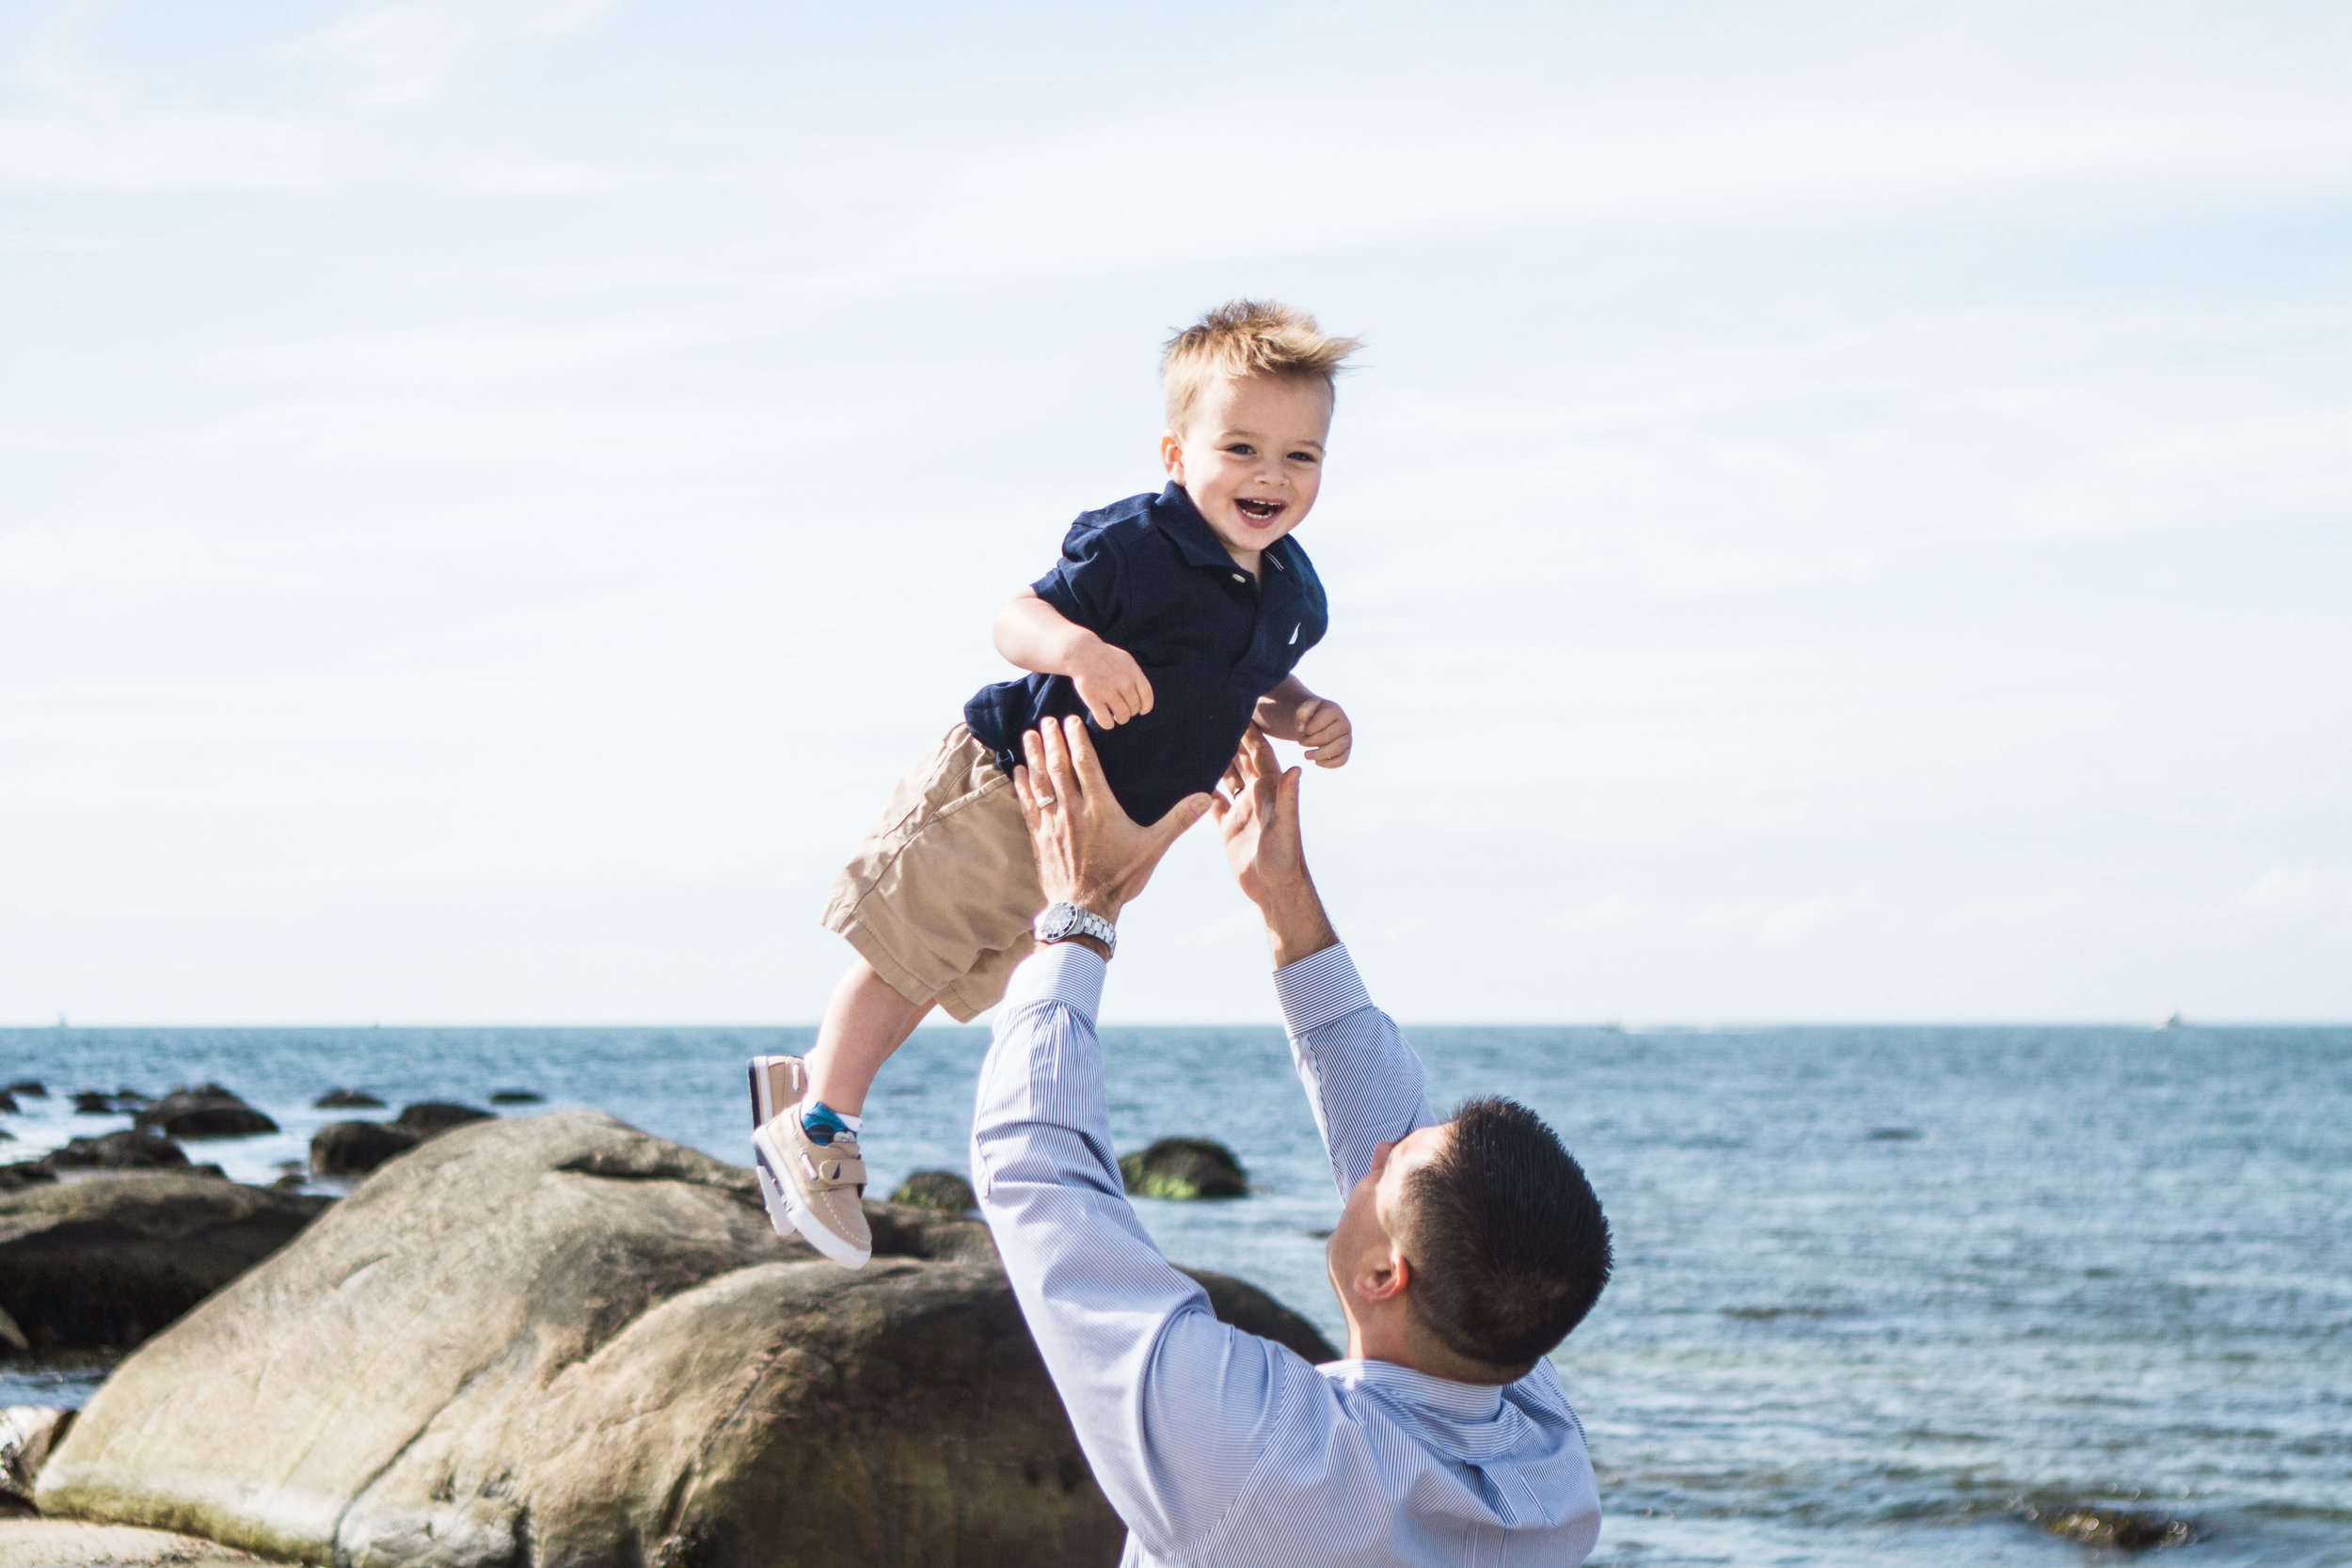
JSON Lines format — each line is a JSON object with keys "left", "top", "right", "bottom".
{"left": 3, "top": 1020, "right": 2346, "bottom": 1566}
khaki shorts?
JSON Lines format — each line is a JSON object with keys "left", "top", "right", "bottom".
{"left": 821, "top": 723, "right": 1042, "bottom": 1022}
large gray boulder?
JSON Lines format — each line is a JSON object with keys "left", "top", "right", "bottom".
{"left": 0, "top": 1175, "right": 331, "bottom": 1353}
{"left": 37, "top": 1110, "right": 1331, "bottom": 1568}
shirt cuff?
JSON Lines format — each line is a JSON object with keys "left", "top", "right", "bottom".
{"left": 1001, "top": 940, "right": 1108, "bottom": 1023}
{"left": 1272, "top": 943, "right": 1373, "bottom": 1034}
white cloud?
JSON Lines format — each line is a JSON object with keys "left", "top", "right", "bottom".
{"left": 2238, "top": 866, "right": 2348, "bottom": 916}
{"left": 218, "top": 324, "right": 701, "bottom": 387}
{"left": 0, "top": 530, "right": 53, "bottom": 579}
{"left": 0, "top": 107, "right": 324, "bottom": 191}
{"left": 280, "top": 0, "right": 628, "bottom": 107}
{"left": 1688, "top": 887, "right": 1881, "bottom": 952}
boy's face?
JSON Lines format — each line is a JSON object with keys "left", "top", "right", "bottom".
{"left": 1160, "top": 373, "right": 1332, "bottom": 562}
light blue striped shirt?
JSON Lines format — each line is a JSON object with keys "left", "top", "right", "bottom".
{"left": 973, "top": 942, "right": 1601, "bottom": 1567}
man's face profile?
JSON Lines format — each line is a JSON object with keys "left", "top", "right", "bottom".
{"left": 1327, "top": 1120, "right": 1452, "bottom": 1312}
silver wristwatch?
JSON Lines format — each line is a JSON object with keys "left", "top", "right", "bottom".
{"left": 1034, "top": 901, "right": 1117, "bottom": 956}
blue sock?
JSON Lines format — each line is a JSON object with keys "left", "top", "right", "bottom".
{"left": 802, "top": 1100, "right": 853, "bottom": 1146}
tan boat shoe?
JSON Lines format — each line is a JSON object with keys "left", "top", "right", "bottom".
{"left": 751, "top": 1095, "right": 871, "bottom": 1270}
{"left": 748, "top": 1054, "right": 807, "bottom": 1132}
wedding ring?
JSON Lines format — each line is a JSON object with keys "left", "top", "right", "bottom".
{"left": 1034, "top": 794, "right": 1056, "bottom": 807}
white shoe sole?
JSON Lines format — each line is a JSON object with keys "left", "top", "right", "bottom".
{"left": 751, "top": 1119, "right": 870, "bottom": 1270}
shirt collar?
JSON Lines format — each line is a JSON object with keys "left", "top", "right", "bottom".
{"left": 1152, "top": 482, "right": 1301, "bottom": 580}
{"left": 1150, "top": 483, "right": 1238, "bottom": 571}
{"left": 1322, "top": 1358, "right": 1509, "bottom": 1421}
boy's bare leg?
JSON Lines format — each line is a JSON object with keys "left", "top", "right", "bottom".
{"left": 802, "top": 957, "right": 933, "bottom": 1118}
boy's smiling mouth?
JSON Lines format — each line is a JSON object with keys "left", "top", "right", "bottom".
{"left": 1234, "top": 498, "right": 1286, "bottom": 526}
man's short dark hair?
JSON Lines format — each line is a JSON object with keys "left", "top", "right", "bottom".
{"left": 1398, "top": 1097, "right": 1612, "bottom": 1378}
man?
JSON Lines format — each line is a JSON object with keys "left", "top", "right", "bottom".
{"left": 972, "top": 716, "right": 1613, "bottom": 1566}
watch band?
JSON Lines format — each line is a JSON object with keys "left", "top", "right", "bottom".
{"left": 1033, "top": 900, "right": 1117, "bottom": 956}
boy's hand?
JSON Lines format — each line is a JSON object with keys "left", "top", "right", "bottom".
{"left": 993, "top": 589, "right": 1153, "bottom": 727}
{"left": 1072, "top": 640, "right": 1154, "bottom": 729}
{"left": 1255, "top": 684, "right": 1353, "bottom": 768}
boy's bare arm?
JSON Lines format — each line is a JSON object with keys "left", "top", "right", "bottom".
{"left": 994, "top": 588, "right": 1155, "bottom": 728}
{"left": 1254, "top": 673, "right": 1352, "bottom": 768}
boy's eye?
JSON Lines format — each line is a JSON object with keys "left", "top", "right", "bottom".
{"left": 1224, "top": 443, "right": 1255, "bottom": 456}
{"left": 1287, "top": 451, "right": 1319, "bottom": 464}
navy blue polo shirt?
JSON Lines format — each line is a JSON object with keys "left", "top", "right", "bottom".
{"left": 965, "top": 483, "right": 1329, "bottom": 825}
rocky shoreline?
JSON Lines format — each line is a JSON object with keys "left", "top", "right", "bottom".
{"left": 1, "top": 1104, "right": 1330, "bottom": 1567}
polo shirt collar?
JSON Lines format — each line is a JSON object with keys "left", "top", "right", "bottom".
{"left": 1152, "top": 482, "right": 1303, "bottom": 578}
{"left": 1151, "top": 483, "right": 1237, "bottom": 570}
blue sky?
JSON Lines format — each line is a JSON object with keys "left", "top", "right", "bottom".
{"left": 3, "top": 2, "right": 2347, "bottom": 1023}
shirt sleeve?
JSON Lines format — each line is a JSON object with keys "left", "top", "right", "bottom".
{"left": 972, "top": 943, "right": 1316, "bottom": 1557}
{"left": 1031, "top": 518, "right": 1126, "bottom": 636}
{"left": 1273, "top": 944, "right": 1438, "bottom": 1195}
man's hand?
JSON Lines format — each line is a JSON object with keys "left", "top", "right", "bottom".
{"left": 1071, "top": 640, "right": 1155, "bottom": 729}
{"left": 1254, "top": 681, "right": 1352, "bottom": 768}
{"left": 1213, "top": 727, "right": 1341, "bottom": 969}
{"left": 1013, "top": 715, "right": 1209, "bottom": 949}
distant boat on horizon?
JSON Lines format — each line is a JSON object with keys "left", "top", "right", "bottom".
{"left": 2160, "top": 1009, "right": 2186, "bottom": 1030}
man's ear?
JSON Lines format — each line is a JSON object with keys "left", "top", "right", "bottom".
{"left": 1160, "top": 430, "right": 1185, "bottom": 483}
{"left": 1354, "top": 1244, "right": 1410, "bottom": 1307}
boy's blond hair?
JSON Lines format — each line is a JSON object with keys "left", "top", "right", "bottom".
{"left": 1161, "top": 299, "right": 1362, "bottom": 435}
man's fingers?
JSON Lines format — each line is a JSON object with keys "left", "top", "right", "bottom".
{"left": 1011, "top": 762, "right": 1040, "bottom": 824}
{"left": 1038, "top": 713, "right": 1084, "bottom": 806}
{"left": 1063, "top": 712, "right": 1117, "bottom": 803}
{"left": 1242, "top": 723, "right": 1279, "bottom": 778}
{"left": 1148, "top": 791, "right": 1214, "bottom": 848}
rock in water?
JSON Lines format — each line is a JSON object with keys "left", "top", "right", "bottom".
{"left": 0, "top": 1166, "right": 56, "bottom": 1195}
{"left": 2039, "top": 1506, "right": 2199, "bottom": 1550}
{"left": 889, "top": 1168, "right": 977, "bottom": 1212}
{"left": 70, "top": 1092, "right": 115, "bottom": 1116}
{"left": 1120, "top": 1136, "right": 1248, "bottom": 1199}
{"left": 38, "top": 1111, "right": 1327, "bottom": 1568}
{"left": 310, "top": 1120, "right": 421, "bottom": 1177}
{"left": 133, "top": 1086, "right": 278, "bottom": 1141}
{"left": 1, "top": 1083, "right": 43, "bottom": 1100}
{"left": 392, "top": 1101, "right": 493, "bottom": 1134}
{"left": 0, "top": 1175, "right": 331, "bottom": 1352}
{"left": 0, "top": 1091, "right": 16, "bottom": 1116}
{"left": 41, "top": 1131, "right": 190, "bottom": 1171}
{"left": 312, "top": 1088, "right": 386, "bottom": 1110}
{"left": 486, "top": 1089, "right": 543, "bottom": 1104}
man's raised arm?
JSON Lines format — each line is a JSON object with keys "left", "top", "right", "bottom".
{"left": 970, "top": 718, "right": 1310, "bottom": 1558}
{"left": 1213, "top": 729, "right": 1437, "bottom": 1195}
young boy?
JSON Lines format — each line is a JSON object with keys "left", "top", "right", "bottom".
{"left": 749, "top": 300, "right": 1359, "bottom": 1266}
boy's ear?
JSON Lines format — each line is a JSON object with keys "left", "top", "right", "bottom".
{"left": 1159, "top": 430, "right": 1184, "bottom": 483}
